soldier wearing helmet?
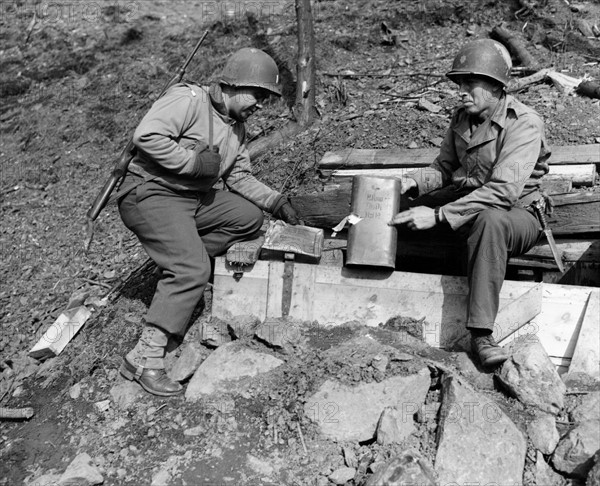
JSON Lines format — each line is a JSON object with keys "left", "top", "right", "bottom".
{"left": 116, "top": 48, "right": 299, "bottom": 396}
{"left": 390, "top": 39, "right": 551, "bottom": 367}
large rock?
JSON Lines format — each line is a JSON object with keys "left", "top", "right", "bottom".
{"left": 254, "top": 317, "right": 305, "bottom": 354}
{"left": 496, "top": 335, "right": 566, "bottom": 415}
{"left": 328, "top": 467, "right": 356, "bottom": 485}
{"left": 376, "top": 406, "right": 415, "bottom": 445}
{"left": 528, "top": 413, "right": 560, "bottom": 455}
{"left": 435, "top": 375, "right": 526, "bottom": 485}
{"left": 304, "top": 367, "right": 430, "bottom": 442}
{"left": 553, "top": 420, "right": 600, "bottom": 478}
{"left": 169, "top": 342, "right": 205, "bottom": 382}
{"left": 200, "top": 318, "right": 231, "bottom": 348}
{"left": 185, "top": 342, "right": 283, "bottom": 401}
{"left": 534, "top": 451, "right": 565, "bottom": 486}
{"left": 227, "top": 315, "right": 260, "bottom": 340}
{"left": 587, "top": 450, "right": 600, "bottom": 486}
{"left": 570, "top": 391, "right": 600, "bottom": 423}
{"left": 109, "top": 381, "right": 143, "bottom": 410}
{"left": 58, "top": 453, "right": 104, "bottom": 485}
{"left": 365, "top": 451, "right": 436, "bottom": 486}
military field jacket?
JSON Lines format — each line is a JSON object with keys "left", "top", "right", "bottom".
{"left": 128, "top": 83, "right": 282, "bottom": 212}
{"left": 407, "top": 95, "right": 551, "bottom": 229}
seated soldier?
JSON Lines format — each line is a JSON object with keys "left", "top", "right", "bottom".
{"left": 390, "top": 39, "right": 550, "bottom": 367}
{"left": 117, "top": 48, "right": 299, "bottom": 396}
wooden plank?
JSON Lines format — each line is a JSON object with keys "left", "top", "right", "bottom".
{"left": 545, "top": 164, "right": 596, "bottom": 186}
{"left": 498, "top": 284, "right": 592, "bottom": 364}
{"left": 493, "top": 283, "right": 543, "bottom": 343}
{"left": 519, "top": 239, "right": 600, "bottom": 263}
{"left": 566, "top": 289, "right": 600, "bottom": 379}
{"left": 318, "top": 144, "right": 600, "bottom": 170}
{"left": 541, "top": 178, "right": 572, "bottom": 195}
{"left": 326, "top": 164, "right": 596, "bottom": 187}
{"left": 29, "top": 306, "right": 92, "bottom": 359}
{"left": 319, "top": 148, "right": 433, "bottom": 170}
{"left": 266, "top": 261, "right": 285, "bottom": 318}
{"left": 552, "top": 192, "right": 600, "bottom": 206}
{"left": 212, "top": 259, "right": 270, "bottom": 321}
{"left": 547, "top": 199, "right": 600, "bottom": 235}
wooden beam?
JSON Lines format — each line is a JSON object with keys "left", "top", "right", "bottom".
{"left": 292, "top": 184, "right": 600, "bottom": 234}
{"left": 545, "top": 164, "right": 596, "bottom": 187}
{"left": 323, "top": 164, "right": 596, "bottom": 187}
{"left": 565, "top": 289, "right": 600, "bottom": 380}
{"left": 318, "top": 144, "right": 600, "bottom": 170}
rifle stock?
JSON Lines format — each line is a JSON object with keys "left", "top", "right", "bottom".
{"left": 85, "top": 31, "right": 208, "bottom": 225}
{"left": 86, "top": 140, "right": 136, "bottom": 221}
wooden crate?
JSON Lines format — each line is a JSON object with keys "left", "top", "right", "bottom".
{"left": 212, "top": 258, "right": 542, "bottom": 350}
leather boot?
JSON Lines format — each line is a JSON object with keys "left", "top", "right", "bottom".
{"left": 120, "top": 324, "right": 183, "bottom": 397}
{"left": 471, "top": 333, "right": 509, "bottom": 367}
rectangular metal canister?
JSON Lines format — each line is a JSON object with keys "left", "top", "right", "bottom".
{"left": 346, "top": 176, "right": 401, "bottom": 268}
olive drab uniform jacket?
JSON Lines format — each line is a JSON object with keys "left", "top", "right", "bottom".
{"left": 407, "top": 94, "right": 551, "bottom": 230}
{"left": 127, "top": 83, "right": 283, "bottom": 212}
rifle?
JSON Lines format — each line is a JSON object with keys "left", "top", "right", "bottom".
{"left": 85, "top": 31, "right": 208, "bottom": 250}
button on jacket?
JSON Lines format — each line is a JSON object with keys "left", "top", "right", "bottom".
{"left": 128, "top": 83, "right": 282, "bottom": 212}
{"left": 407, "top": 94, "right": 551, "bottom": 229}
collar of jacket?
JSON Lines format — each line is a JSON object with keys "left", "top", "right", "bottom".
{"left": 454, "top": 94, "right": 524, "bottom": 149}
{"left": 208, "top": 83, "right": 237, "bottom": 126}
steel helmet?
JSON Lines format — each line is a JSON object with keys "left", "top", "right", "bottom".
{"left": 219, "top": 47, "right": 282, "bottom": 97}
{"left": 446, "top": 39, "right": 512, "bottom": 87}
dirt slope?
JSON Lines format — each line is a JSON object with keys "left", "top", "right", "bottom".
{"left": 1, "top": 0, "right": 599, "bottom": 485}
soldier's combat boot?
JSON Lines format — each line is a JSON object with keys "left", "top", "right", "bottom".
{"left": 120, "top": 324, "right": 183, "bottom": 397}
{"left": 471, "top": 333, "right": 509, "bottom": 368}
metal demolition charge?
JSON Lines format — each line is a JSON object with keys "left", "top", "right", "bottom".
{"left": 346, "top": 176, "right": 401, "bottom": 268}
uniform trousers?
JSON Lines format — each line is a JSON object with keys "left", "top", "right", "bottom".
{"left": 409, "top": 188, "right": 542, "bottom": 332}
{"left": 118, "top": 175, "right": 263, "bottom": 336}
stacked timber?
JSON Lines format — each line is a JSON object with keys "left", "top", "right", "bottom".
{"left": 291, "top": 144, "right": 600, "bottom": 285}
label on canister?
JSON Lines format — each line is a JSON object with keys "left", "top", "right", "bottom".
{"left": 346, "top": 176, "right": 401, "bottom": 268}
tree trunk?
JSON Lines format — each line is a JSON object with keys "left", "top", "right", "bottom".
{"left": 294, "top": 0, "right": 317, "bottom": 126}
{"left": 247, "top": 0, "right": 317, "bottom": 160}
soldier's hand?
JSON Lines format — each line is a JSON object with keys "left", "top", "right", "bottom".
{"left": 530, "top": 159, "right": 549, "bottom": 179}
{"left": 274, "top": 200, "right": 301, "bottom": 225}
{"left": 389, "top": 206, "right": 436, "bottom": 230}
{"left": 192, "top": 142, "right": 221, "bottom": 178}
{"left": 400, "top": 177, "right": 417, "bottom": 195}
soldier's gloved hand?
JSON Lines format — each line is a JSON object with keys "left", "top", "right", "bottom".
{"left": 530, "top": 158, "right": 549, "bottom": 179}
{"left": 191, "top": 142, "right": 221, "bottom": 178}
{"left": 272, "top": 197, "right": 301, "bottom": 225}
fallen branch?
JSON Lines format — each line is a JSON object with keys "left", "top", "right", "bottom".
{"left": 24, "top": 12, "right": 37, "bottom": 44}
{"left": 321, "top": 71, "right": 444, "bottom": 78}
{"left": 491, "top": 23, "right": 540, "bottom": 69}
{"left": 0, "top": 407, "right": 34, "bottom": 420}
{"left": 508, "top": 68, "right": 552, "bottom": 92}
{"left": 577, "top": 80, "right": 600, "bottom": 99}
